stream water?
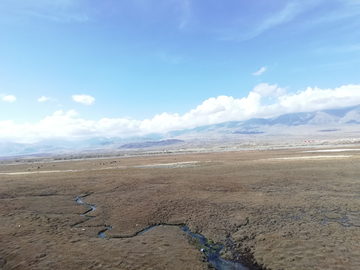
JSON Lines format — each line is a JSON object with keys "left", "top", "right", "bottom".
{"left": 76, "top": 196, "right": 248, "bottom": 270}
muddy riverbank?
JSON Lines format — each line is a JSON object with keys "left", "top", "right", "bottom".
{"left": 76, "top": 195, "right": 249, "bottom": 270}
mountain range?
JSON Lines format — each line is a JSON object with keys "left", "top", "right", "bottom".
{"left": 1, "top": 105, "right": 360, "bottom": 158}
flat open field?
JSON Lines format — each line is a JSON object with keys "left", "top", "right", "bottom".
{"left": 1, "top": 147, "right": 360, "bottom": 269}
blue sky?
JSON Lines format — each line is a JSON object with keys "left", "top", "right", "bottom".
{"left": 1, "top": 0, "right": 360, "bottom": 142}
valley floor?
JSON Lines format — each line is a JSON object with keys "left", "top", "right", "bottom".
{"left": 1, "top": 147, "right": 360, "bottom": 269}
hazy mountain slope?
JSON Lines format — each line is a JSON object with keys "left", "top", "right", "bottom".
{"left": 119, "top": 139, "right": 185, "bottom": 149}
{"left": 307, "top": 112, "right": 339, "bottom": 125}
{"left": 339, "top": 106, "right": 360, "bottom": 124}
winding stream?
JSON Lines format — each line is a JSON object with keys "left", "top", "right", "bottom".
{"left": 76, "top": 196, "right": 248, "bottom": 270}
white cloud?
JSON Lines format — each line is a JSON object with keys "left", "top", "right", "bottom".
{"left": 275, "top": 84, "right": 360, "bottom": 112}
{"left": 252, "top": 67, "right": 267, "bottom": 76}
{"left": 1, "top": 94, "right": 16, "bottom": 102}
{"left": 38, "top": 96, "right": 56, "bottom": 102}
{"left": 72, "top": 94, "right": 95, "bottom": 105}
{"left": 1, "top": 84, "right": 360, "bottom": 143}
{"left": 253, "top": 83, "right": 286, "bottom": 97}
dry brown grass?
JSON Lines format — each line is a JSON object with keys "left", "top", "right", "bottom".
{"left": 1, "top": 147, "right": 360, "bottom": 269}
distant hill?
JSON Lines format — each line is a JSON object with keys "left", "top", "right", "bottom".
{"left": 165, "top": 105, "right": 360, "bottom": 138}
{"left": 119, "top": 139, "right": 185, "bottom": 149}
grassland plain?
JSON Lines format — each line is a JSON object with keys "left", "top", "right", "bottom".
{"left": 1, "top": 147, "right": 360, "bottom": 269}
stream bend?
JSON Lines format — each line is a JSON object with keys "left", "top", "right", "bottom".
{"left": 75, "top": 196, "right": 248, "bottom": 270}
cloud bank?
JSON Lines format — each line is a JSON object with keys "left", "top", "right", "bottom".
{"left": 1, "top": 84, "right": 360, "bottom": 143}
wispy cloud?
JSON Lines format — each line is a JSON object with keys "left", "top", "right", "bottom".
{"left": 38, "top": 96, "right": 56, "bottom": 102}
{"left": 310, "top": 0, "right": 360, "bottom": 25}
{"left": 21, "top": 10, "right": 89, "bottom": 23}
{"left": 245, "top": 1, "right": 305, "bottom": 40}
{"left": 213, "top": 1, "right": 359, "bottom": 41}
{"left": 1, "top": 94, "right": 16, "bottom": 102}
{"left": 177, "top": 0, "right": 191, "bottom": 29}
{"left": 0, "top": 0, "right": 90, "bottom": 23}
{"left": 247, "top": 0, "right": 360, "bottom": 40}
{"left": 252, "top": 67, "right": 267, "bottom": 76}
{"left": 72, "top": 94, "right": 95, "bottom": 105}
{"left": 253, "top": 83, "right": 286, "bottom": 97}
{"left": 203, "top": 1, "right": 319, "bottom": 41}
